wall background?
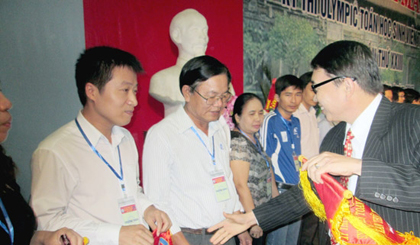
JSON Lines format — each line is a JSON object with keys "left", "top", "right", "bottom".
{"left": 0, "top": 0, "right": 85, "bottom": 200}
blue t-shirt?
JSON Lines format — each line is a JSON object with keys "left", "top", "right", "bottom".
{"left": 260, "top": 108, "right": 301, "bottom": 184}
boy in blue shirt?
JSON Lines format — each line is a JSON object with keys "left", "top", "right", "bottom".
{"left": 260, "top": 75, "right": 303, "bottom": 245}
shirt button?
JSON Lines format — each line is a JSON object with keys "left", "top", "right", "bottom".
{"left": 380, "top": 194, "right": 386, "bottom": 199}
{"left": 393, "top": 197, "right": 399, "bottom": 203}
{"left": 386, "top": 195, "right": 393, "bottom": 201}
{"left": 374, "top": 192, "right": 380, "bottom": 198}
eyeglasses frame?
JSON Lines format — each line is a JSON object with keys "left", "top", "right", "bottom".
{"left": 194, "top": 89, "right": 232, "bottom": 105}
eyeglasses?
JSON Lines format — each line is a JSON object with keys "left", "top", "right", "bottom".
{"left": 194, "top": 90, "right": 232, "bottom": 105}
{"left": 311, "top": 76, "right": 357, "bottom": 94}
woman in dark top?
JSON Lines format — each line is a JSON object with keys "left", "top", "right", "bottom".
{"left": 0, "top": 86, "right": 83, "bottom": 245}
{"left": 230, "top": 93, "right": 278, "bottom": 245}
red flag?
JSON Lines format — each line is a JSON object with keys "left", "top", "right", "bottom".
{"left": 299, "top": 156, "right": 420, "bottom": 244}
{"left": 153, "top": 230, "right": 173, "bottom": 245}
{"left": 265, "top": 78, "right": 277, "bottom": 112}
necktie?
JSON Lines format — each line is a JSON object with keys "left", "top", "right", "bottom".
{"left": 339, "top": 129, "right": 354, "bottom": 188}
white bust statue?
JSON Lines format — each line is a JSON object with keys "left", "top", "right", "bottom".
{"left": 149, "top": 9, "right": 209, "bottom": 117}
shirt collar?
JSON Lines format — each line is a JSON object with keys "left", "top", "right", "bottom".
{"left": 76, "top": 110, "right": 125, "bottom": 147}
{"left": 275, "top": 108, "right": 295, "bottom": 122}
{"left": 345, "top": 94, "right": 382, "bottom": 144}
{"left": 175, "top": 106, "right": 223, "bottom": 137}
{"left": 297, "top": 103, "right": 316, "bottom": 115}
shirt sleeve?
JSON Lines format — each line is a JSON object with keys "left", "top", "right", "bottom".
{"left": 142, "top": 126, "right": 181, "bottom": 234}
{"left": 30, "top": 148, "right": 121, "bottom": 245}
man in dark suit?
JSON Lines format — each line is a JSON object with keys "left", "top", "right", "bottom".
{"left": 208, "top": 40, "right": 420, "bottom": 245}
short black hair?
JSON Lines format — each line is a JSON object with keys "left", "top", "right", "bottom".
{"left": 404, "top": 88, "right": 420, "bottom": 103}
{"left": 311, "top": 40, "right": 382, "bottom": 95}
{"left": 299, "top": 72, "right": 313, "bottom": 88}
{"left": 275, "top": 75, "right": 303, "bottom": 95}
{"left": 179, "top": 55, "right": 231, "bottom": 94}
{"left": 232, "top": 93, "right": 263, "bottom": 127}
{"left": 391, "top": 86, "right": 404, "bottom": 102}
{"left": 75, "top": 46, "right": 143, "bottom": 106}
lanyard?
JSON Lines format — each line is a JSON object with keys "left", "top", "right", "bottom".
{"left": 191, "top": 127, "right": 216, "bottom": 166}
{"left": 75, "top": 119, "right": 126, "bottom": 193}
{"left": 0, "top": 198, "right": 14, "bottom": 245}
{"left": 279, "top": 116, "right": 295, "bottom": 150}
{"left": 238, "top": 128, "right": 270, "bottom": 168}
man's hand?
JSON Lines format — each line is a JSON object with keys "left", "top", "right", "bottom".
{"left": 237, "top": 231, "right": 252, "bottom": 245}
{"left": 119, "top": 225, "right": 153, "bottom": 245}
{"left": 208, "top": 212, "right": 257, "bottom": 245}
{"left": 302, "top": 152, "right": 362, "bottom": 184}
{"left": 30, "top": 228, "right": 84, "bottom": 245}
{"left": 144, "top": 205, "right": 172, "bottom": 236}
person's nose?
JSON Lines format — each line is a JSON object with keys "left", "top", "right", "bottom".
{"left": 0, "top": 92, "right": 12, "bottom": 111}
{"left": 128, "top": 91, "right": 138, "bottom": 107}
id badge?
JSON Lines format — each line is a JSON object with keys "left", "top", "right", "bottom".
{"left": 266, "top": 176, "right": 272, "bottom": 197}
{"left": 211, "top": 170, "right": 231, "bottom": 202}
{"left": 281, "top": 131, "right": 288, "bottom": 142}
{"left": 118, "top": 196, "right": 141, "bottom": 225}
{"left": 293, "top": 152, "right": 300, "bottom": 171}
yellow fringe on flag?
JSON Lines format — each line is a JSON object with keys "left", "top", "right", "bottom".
{"left": 298, "top": 166, "right": 420, "bottom": 244}
{"left": 299, "top": 169, "right": 327, "bottom": 222}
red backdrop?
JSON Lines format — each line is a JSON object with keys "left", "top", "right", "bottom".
{"left": 83, "top": 1, "right": 243, "bottom": 173}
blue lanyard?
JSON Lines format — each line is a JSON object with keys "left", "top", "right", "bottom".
{"left": 238, "top": 128, "right": 270, "bottom": 168}
{"left": 279, "top": 116, "right": 295, "bottom": 150}
{"left": 0, "top": 198, "right": 14, "bottom": 245}
{"left": 75, "top": 119, "right": 125, "bottom": 192}
{"left": 191, "top": 127, "right": 215, "bottom": 165}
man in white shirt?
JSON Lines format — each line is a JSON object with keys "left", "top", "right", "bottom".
{"left": 31, "top": 46, "right": 171, "bottom": 245}
{"left": 293, "top": 71, "right": 319, "bottom": 159}
{"left": 143, "top": 55, "right": 248, "bottom": 245}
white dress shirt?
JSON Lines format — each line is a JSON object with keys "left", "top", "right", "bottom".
{"left": 346, "top": 94, "right": 382, "bottom": 194}
{"left": 293, "top": 104, "right": 320, "bottom": 158}
{"left": 31, "top": 111, "right": 153, "bottom": 245}
{"left": 142, "top": 106, "right": 242, "bottom": 234}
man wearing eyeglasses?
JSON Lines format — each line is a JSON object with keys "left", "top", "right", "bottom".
{"left": 143, "top": 55, "right": 250, "bottom": 245}
{"left": 207, "top": 40, "right": 420, "bottom": 244}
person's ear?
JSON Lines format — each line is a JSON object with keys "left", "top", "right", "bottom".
{"left": 234, "top": 114, "right": 240, "bottom": 125}
{"left": 85, "top": 83, "right": 99, "bottom": 102}
{"left": 181, "top": 85, "right": 192, "bottom": 102}
{"left": 344, "top": 77, "right": 356, "bottom": 97}
{"left": 274, "top": 93, "right": 280, "bottom": 102}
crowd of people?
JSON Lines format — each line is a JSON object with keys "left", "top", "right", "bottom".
{"left": 1, "top": 40, "right": 419, "bottom": 245}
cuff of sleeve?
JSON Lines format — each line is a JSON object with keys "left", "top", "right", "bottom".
{"left": 95, "top": 223, "right": 122, "bottom": 245}
{"left": 139, "top": 200, "right": 154, "bottom": 218}
{"left": 169, "top": 222, "right": 181, "bottom": 234}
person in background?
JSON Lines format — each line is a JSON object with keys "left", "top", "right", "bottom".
{"left": 293, "top": 72, "right": 319, "bottom": 245}
{"left": 404, "top": 88, "right": 420, "bottom": 104}
{"left": 382, "top": 84, "right": 393, "bottom": 102}
{"left": 230, "top": 93, "right": 278, "bottom": 245}
{"left": 391, "top": 86, "right": 405, "bottom": 103}
{"left": 30, "top": 47, "right": 171, "bottom": 245}
{"left": 259, "top": 75, "right": 303, "bottom": 245}
{"left": 0, "top": 83, "right": 83, "bottom": 245}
